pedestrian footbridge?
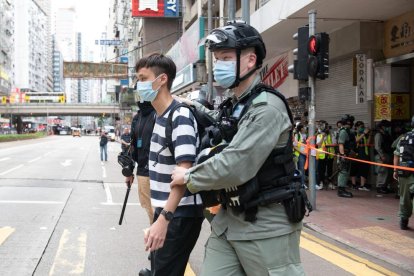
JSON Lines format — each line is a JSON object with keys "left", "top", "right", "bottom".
{"left": 0, "top": 103, "right": 120, "bottom": 117}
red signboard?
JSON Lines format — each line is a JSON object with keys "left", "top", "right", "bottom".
{"left": 262, "top": 56, "right": 289, "bottom": 89}
{"left": 132, "top": 0, "right": 179, "bottom": 17}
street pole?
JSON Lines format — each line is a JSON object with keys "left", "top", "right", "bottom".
{"left": 241, "top": 0, "right": 250, "bottom": 24}
{"left": 207, "top": 0, "right": 213, "bottom": 98}
{"left": 228, "top": 0, "right": 235, "bottom": 21}
{"left": 308, "top": 10, "right": 317, "bottom": 209}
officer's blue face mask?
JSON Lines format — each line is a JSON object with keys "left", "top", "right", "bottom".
{"left": 136, "top": 74, "right": 163, "bottom": 103}
{"left": 213, "top": 60, "right": 236, "bottom": 88}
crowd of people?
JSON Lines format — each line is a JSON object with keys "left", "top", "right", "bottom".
{"left": 292, "top": 115, "right": 412, "bottom": 199}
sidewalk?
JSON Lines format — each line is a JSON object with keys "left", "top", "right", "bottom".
{"left": 304, "top": 188, "right": 414, "bottom": 273}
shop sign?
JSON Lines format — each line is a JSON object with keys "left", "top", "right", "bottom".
{"left": 171, "top": 64, "right": 195, "bottom": 92}
{"left": 355, "top": 54, "right": 366, "bottom": 104}
{"left": 63, "top": 62, "right": 128, "bottom": 79}
{"left": 374, "top": 94, "right": 391, "bottom": 121}
{"left": 132, "top": 0, "right": 180, "bottom": 18}
{"left": 260, "top": 55, "right": 288, "bottom": 89}
{"left": 167, "top": 17, "right": 205, "bottom": 71}
{"left": 391, "top": 93, "right": 410, "bottom": 120}
{"left": 384, "top": 10, "right": 414, "bottom": 58}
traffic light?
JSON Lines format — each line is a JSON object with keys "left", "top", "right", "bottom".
{"left": 307, "top": 32, "right": 330, "bottom": 80}
{"left": 288, "top": 26, "right": 309, "bottom": 81}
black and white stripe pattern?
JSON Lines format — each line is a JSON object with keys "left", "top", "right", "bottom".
{"left": 149, "top": 101, "right": 202, "bottom": 208}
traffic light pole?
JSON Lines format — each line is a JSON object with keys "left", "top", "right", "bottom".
{"left": 308, "top": 10, "right": 317, "bottom": 209}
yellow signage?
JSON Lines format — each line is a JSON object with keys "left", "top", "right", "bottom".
{"left": 375, "top": 93, "right": 411, "bottom": 121}
{"left": 384, "top": 10, "right": 414, "bottom": 58}
{"left": 374, "top": 94, "right": 391, "bottom": 121}
{"left": 391, "top": 93, "right": 410, "bottom": 120}
{"left": 63, "top": 62, "right": 128, "bottom": 79}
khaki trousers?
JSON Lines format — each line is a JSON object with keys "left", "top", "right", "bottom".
{"left": 137, "top": 175, "right": 153, "bottom": 224}
{"left": 201, "top": 230, "right": 304, "bottom": 276}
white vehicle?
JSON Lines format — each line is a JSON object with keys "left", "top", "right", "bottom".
{"left": 104, "top": 126, "right": 116, "bottom": 141}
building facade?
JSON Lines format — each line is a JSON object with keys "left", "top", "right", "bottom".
{"left": 13, "top": 0, "right": 49, "bottom": 92}
{"left": 0, "top": 0, "right": 14, "bottom": 96}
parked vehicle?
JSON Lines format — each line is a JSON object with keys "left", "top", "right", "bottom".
{"left": 104, "top": 126, "right": 116, "bottom": 141}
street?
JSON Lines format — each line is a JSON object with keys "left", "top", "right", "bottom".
{"left": 0, "top": 136, "right": 410, "bottom": 275}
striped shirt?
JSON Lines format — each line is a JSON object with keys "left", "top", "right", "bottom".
{"left": 149, "top": 100, "right": 202, "bottom": 214}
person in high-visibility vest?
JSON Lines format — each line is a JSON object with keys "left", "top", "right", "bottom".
{"left": 350, "top": 121, "right": 372, "bottom": 191}
{"left": 293, "top": 123, "right": 308, "bottom": 188}
{"left": 316, "top": 121, "right": 335, "bottom": 190}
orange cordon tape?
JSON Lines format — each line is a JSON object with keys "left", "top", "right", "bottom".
{"left": 309, "top": 146, "right": 414, "bottom": 172}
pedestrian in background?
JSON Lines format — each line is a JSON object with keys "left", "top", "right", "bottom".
{"left": 120, "top": 127, "right": 131, "bottom": 153}
{"left": 375, "top": 120, "right": 393, "bottom": 194}
{"left": 337, "top": 114, "right": 355, "bottom": 198}
{"left": 99, "top": 132, "right": 108, "bottom": 162}
{"left": 393, "top": 115, "right": 414, "bottom": 230}
{"left": 350, "top": 121, "right": 372, "bottom": 191}
{"left": 316, "top": 120, "right": 335, "bottom": 190}
{"left": 294, "top": 123, "right": 308, "bottom": 189}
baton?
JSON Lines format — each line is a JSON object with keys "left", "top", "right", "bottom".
{"left": 119, "top": 178, "right": 133, "bottom": 225}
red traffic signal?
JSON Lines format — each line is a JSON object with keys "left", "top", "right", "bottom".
{"left": 308, "top": 35, "right": 319, "bottom": 55}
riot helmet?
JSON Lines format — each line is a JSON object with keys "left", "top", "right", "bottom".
{"left": 341, "top": 114, "right": 355, "bottom": 127}
{"left": 205, "top": 21, "right": 266, "bottom": 88}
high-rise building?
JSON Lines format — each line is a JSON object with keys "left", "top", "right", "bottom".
{"left": 13, "top": 0, "right": 49, "bottom": 92}
{"left": 0, "top": 0, "right": 14, "bottom": 96}
{"left": 52, "top": 35, "right": 64, "bottom": 92}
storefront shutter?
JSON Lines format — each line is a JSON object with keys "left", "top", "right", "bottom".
{"left": 315, "top": 58, "right": 371, "bottom": 127}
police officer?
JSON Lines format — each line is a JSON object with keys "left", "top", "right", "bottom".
{"left": 171, "top": 21, "right": 305, "bottom": 275}
{"left": 375, "top": 120, "right": 393, "bottom": 194}
{"left": 337, "top": 114, "right": 355, "bottom": 198}
{"left": 393, "top": 115, "right": 414, "bottom": 230}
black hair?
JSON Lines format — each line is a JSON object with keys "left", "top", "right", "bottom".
{"left": 135, "top": 53, "right": 176, "bottom": 90}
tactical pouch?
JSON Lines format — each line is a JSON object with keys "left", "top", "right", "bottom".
{"left": 398, "top": 162, "right": 414, "bottom": 178}
{"left": 199, "top": 190, "right": 221, "bottom": 208}
{"left": 283, "top": 181, "right": 313, "bottom": 223}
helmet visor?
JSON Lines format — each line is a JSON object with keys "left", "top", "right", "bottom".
{"left": 205, "top": 30, "right": 228, "bottom": 48}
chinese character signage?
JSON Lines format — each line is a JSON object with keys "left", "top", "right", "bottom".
{"left": 132, "top": 0, "right": 180, "bottom": 18}
{"left": 374, "top": 93, "right": 411, "bottom": 121}
{"left": 63, "top": 62, "right": 128, "bottom": 79}
{"left": 374, "top": 94, "right": 391, "bottom": 121}
{"left": 391, "top": 93, "right": 410, "bottom": 120}
{"left": 384, "top": 10, "right": 414, "bottom": 58}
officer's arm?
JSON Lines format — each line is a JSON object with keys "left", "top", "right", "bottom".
{"left": 187, "top": 99, "right": 289, "bottom": 192}
{"left": 192, "top": 101, "right": 220, "bottom": 119}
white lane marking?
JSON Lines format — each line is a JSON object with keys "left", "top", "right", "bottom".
{"left": 104, "top": 182, "right": 113, "bottom": 204}
{"left": 0, "top": 200, "right": 64, "bottom": 204}
{"left": 43, "top": 151, "right": 53, "bottom": 157}
{"left": 28, "top": 156, "right": 42, "bottom": 163}
{"left": 101, "top": 202, "right": 141, "bottom": 206}
{"left": 0, "top": 164, "right": 24, "bottom": 176}
{"left": 0, "top": 157, "right": 10, "bottom": 162}
{"left": 102, "top": 165, "right": 106, "bottom": 178}
{"left": 60, "top": 159, "right": 72, "bottom": 167}
{"left": 49, "top": 229, "right": 87, "bottom": 275}
{"left": 0, "top": 226, "right": 15, "bottom": 245}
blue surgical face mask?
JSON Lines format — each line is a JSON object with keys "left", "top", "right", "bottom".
{"left": 136, "top": 75, "right": 162, "bottom": 103}
{"left": 213, "top": 60, "right": 236, "bottom": 88}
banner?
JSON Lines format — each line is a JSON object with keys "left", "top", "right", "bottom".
{"left": 132, "top": 0, "right": 180, "bottom": 18}
{"left": 391, "top": 93, "right": 410, "bottom": 120}
{"left": 374, "top": 94, "right": 391, "bottom": 121}
{"left": 63, "top": 62, "right": 128, "bottom": 79}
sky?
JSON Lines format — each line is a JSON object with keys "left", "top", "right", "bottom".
{"left": 53, "top": 0, "right": 111, "bottom": 60}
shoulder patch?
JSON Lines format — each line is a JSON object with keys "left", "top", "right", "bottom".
{"left": 252, "top": 91, "right": 268, "bottom": 106}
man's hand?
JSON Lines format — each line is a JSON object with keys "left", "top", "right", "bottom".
{"left": 144, "top": 216, "right": 169, "bottom": 251}
{"left": 393, "top": 171, "right": 399, "bottom": 181}
{"left": 125, "top": 176, "right": 134, "bottom": 187}
{"left": 172, "top": 95, "right": 193, "bottom": 106}
{"left": 380, "top": 155, "right": 386, "bottom": 162}
{"left": 170, "top": 166, "right": 189, "bottom": 188}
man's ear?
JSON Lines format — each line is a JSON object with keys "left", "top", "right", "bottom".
{"left": 248, "top": 53, "right": 257, "bottom": 69}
